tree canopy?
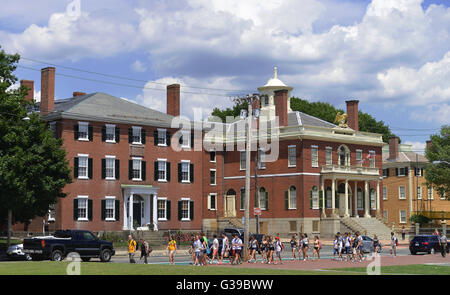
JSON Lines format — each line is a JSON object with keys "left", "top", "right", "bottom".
{"left": 425, "top": 125, "right": 450, "bottom": 200}
{"left": 0, "top": 47, "right": 72, "bottom": 226}
{"left": 211, "top": 96, "right": 398, "bottom": 143}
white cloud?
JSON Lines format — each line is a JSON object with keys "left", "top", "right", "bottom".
{"left": 131, "top": 60, "right": 147, "bottom": 72}
{"left": 404, "top": 140, "right": 426, "bottom": 154}
{"left": 411, "top": 104, "right": 450, "bottom": 125}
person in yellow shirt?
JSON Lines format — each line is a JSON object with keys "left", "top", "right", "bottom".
{"left": 128, "top": 235, "right": 137, "bottom": 263}
{"left": 167, "top": 236, "right": 177, "bottom": 265}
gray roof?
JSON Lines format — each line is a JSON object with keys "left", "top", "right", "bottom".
{"left": 288, "top": 111, "right": 337, "bottom": 128}
{"left": 42, "top": 92, "right": 184, "bottom": 128}
{"left": 382, "top": 151, "right": 428, "bottom": 164}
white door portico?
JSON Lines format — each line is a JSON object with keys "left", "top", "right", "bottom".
{"left": 122, "top": 184, "right": 159, "bottom": 231}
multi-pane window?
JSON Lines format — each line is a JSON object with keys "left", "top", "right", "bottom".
{"left": 415, "top": 168, "right": 422, "bottom": 176}
{"left": 181, "top": 200, "right": 190, "bottom": 220}
{"left": 210, "top": 151, "right": 216, "bottom": 162}
{"left": 258, "top": 149, "right": 266, "bottom": 169}
{"left": 49, "top": 122, "right": 57, "bottom": 138}
{"left": 208, "top": 194, "right": 217, "bottom": 210}
{"left": 325, "top": 147, "right": 332, "bottom": 165}
{"left": 369, "top": 151, "right": 375, "bottom": 168}
{"left": 428, "top": 186, "right": 433, "bottom": 200}
{"left": 383, "top": 169, "right": 389, "bottom": 177}
{"left": 383, "top": 186, "right": 387, "bottom": 200}
{"left": 399, "top": 210, "right": 407, "bottom": 224}
{"left": 181, "top": 131, "right": 190, "bottom": 148}
{"left": 106, "top": 124, "right": 115, "bottom": 142}
{"left": 105, "top": 198, "right": 115, "bottom": 220}
{"left": 357, "top": 189, "right": 364, "bottom": 210}
{"left": 78, "top": 198, "right": 88, "bottom": 220}
{"left": 259, "top": 188, "right": 268, "bottom": 210}
{"left": 417, "top": 186, "right": 422, "bottom": 200}
{"left": 356, "top": 150, "right": 362, "bottom": 166}
{"left": 181, "top": 162, "right": 190, "bottom": 182}
{"left": 288, "top": 146, "right": 296, "bottom": 167}
{"left": 240, "top": 151, "right": 246, "bottom": 170}
{"left": 105, "top": 157, "right": 115, "bottom": 179}
{"left": 78, "top": 155, "right": 88, "bottom": 179}
{"left": 78, "top": 122, "right": 89, "bottom": 140}
{"left": 210, "top": 169, "right": 216, "bottom": 185}
{"left": 311, "top": 146, "right": 318, "bottom": 167}
{"left": 157, "top": 199, "right": 167, "bottom": 219}
{"left": 157, "top": 129, "right": 167, "bottom": 145}
{"left": 132, "top": 158, "right": 142, "bottom": 180}
{"left": 132, "top": 126, "right": 142, "bottom": 144}
{"left": 326, "top": 188, "right": 332, "bottom": 208}
{"left": 398, "top": 167, "right": 406, "bottom": 176}
{"left": 289, "top": 186, "right": 297, "bottom": 209}
{"left": 48, "top": 204, "right": 55, "bottom": 221}
{"left": 399, "top": 186, "right": 406, "bottom": 199}
{"left": 240, "top": 188, "right": 245, "bottom": 210}
{"left": 370, "top": 189, "right": 376, "bottom": 210}
{"left": 383, "top": 210, "right": 388, "bottom": 222}
{"left": 158, "top": 161, "right": 167, "bottom": 181}
{"left": 311, "top": 186, "right": 319, "bottom": 209}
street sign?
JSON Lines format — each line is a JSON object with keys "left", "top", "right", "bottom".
{"left": 254, "top": 207, "right": 261, "bottom": 216}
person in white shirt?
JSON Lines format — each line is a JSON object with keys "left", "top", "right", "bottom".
{"left": 193, "top": 235, "right": 203, "bottom": 266}
{"left": 274, "top": 237, "right": 283, "bottom": 265}
{"left": 231, "top": 234, "right": 243, "bottom": 265}
{"left": 219, "top": 233, "right": 229, "bottom": 265}
{"left": 209, "top": 234, "right": 220, "bottom": 264}
{"left": 390, "top": 232, "right": 398, "bottom": 257}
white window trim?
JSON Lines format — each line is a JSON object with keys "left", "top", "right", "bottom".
{"left": 77, "top": 121, "right": 89, "bottom": 141}
{"left": 105, "top": 196, "right": 116, "bottom": 221}
{"left": 399, "top": 186, "right": 406, "bottom": 200}
{"left": 311, "top": 145, "right": 319, "bottom": 168}
{"left": 398, "top": 167, "right": 406, "bottom": 177}
{"left": 210, "top": 151, "right": 216, "bottom": 163}
{"left": 132, "top": 157, "right": 143, "bottom": 181}
{"left": 369, "top": 150, "right": 376, "bottom": 168}
{"left": 428, "top": 186, "right": 434, "bottom": 200}
{"left": 181, "top": 130, "right": 191, "bottom": 148}
{"left": 105, "top": 124, "right": 116, "bottom": 143}
{"left": 105, "top": 155, "right": 116, "bottom": 180}
{"left": 157, "top": 159, "right": 168, "bottom": 182}
{"left": 181, "top": 198, "right": 191, "bottom": 221}
{"left": 208, "top": 193, "right": 217, "bottom": 211}
{"left": 157, "top": 128, "right": 167, "bottom": 147}
{"left": 210, "top": 169, "right": 216, "bottom": 186}
{"left": 288, "top": 145, "right": 296, "bottom": 167}
{"left": 77, "top": 153, "right": 89, "bottom": 180}
{"left": 77, "top": 196, "right": 89, "bottom": 221}
{"left": 181, "top": 160, "right": 191, "bottom": 183}
{"left": 356, "top": 149, "right": 362, "bottom": 166}
{"left": 239, "top": 151, "right": 246, "bottom": 171}
{"left": 417, "top": 186, "right": 422, "bottom": 200}
{"left": 157, "top": 197, "right": 168, "bottom": 221}
{"left": 240, "top": 187, "right": 245, "bottom": 211}
{"left": 132, "top": 126, "right": 142, "bottom": 145}
{"left": 399, "top": 210, "right": 407, "bottom": 224}
{"left": 312, "top": 187, "right": 319, "bottom": 210}
{"left": 288, "top": 187, "right": 297, "bottom": 210}
{"left": 383, "top": 186, "right": 388, "bottom": 200}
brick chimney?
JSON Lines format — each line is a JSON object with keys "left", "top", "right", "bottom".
{"left": 426, "top": 140, "right": 432, "bottom": 150}
{"left": 73, "top": 91, "right": 86, "bottom": 97}
{"left": 40, "top": 67, "right": 55, "bottom": 116}
{"left": 20, "top": 79, "right": 34, "bottom": 102}
{"left": 389, "top": 136, "right": 399, "bottom": 160}
{"left": 167, "top": 84, "right": 180, "bottom": 117}
{"left": 274, "top": 89, "right": 288, "bottom": 126}
{"left": 346, "top": 100, "right": 359, "bottom": 131}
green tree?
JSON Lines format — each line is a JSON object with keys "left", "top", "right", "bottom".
{"left": 0, "top": 47, "right": 71, "bottom": 247}
{"left": 425, "top": 125, "right": 450, "bottom": 200}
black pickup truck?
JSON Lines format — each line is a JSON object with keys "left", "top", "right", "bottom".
{"left": 23, "top": 230, "right": 115, "bottom": 262}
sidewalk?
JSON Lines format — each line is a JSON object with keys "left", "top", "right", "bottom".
{"left": 116, "top": 249, "right": 190, "bottom": 257}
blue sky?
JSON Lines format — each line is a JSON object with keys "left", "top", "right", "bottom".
{"left": 1, "top": 0, "right": 449, "bottom": 152}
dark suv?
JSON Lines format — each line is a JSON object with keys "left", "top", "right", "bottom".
{"left": 409, "top": 235, "right": 450, "bottom": 255}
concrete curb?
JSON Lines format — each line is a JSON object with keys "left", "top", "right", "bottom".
{"left": 116, "top": 250, "right": 191, "bottom": 257}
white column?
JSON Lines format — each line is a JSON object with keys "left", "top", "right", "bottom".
{"left": 364, "top": 181, "right": 370, "bottom": 218}
{"left": 354, "top": 181, "right": 358, "bottom": 218}
{"left": 146, "top": 195, "right": 151, "bottom": 227}
{"left": 331, "top": 178, "right": 336, "bottom": 217}
{"left": 153, "top": 194, "right": 158, "bottom": 231}
{"left": 321, "top": 177, "right": 326, "bottom": 218}
{"left": 123, "top": 194, "right": 127, "bottom": 230}
{"left": 344, "top": 179, "right": 349, "bottom": 217}
{"left": 129, "top": 193, "right": 134, "bottom": 230}
{"left": 376, "top": 180, "right": 381, "bottom": 218}
{"left": 408, "top": 166, "right": 413, "bottom": 218}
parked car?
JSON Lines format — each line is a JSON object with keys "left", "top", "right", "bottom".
{"left": 409, "top": 235, "right": 450, "bottom": 255}
{"left": 6, "top": 244, "right": 32, "bottom": 261}
{"left": 23, "top": 230, "right": 115, "bottom": 262}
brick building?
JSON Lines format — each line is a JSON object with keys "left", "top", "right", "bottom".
{"left": 382, "top": 138, "right": 449, "bottom": 230}
{"left": 10, "top": 67, "right": 389, "bottom": 238}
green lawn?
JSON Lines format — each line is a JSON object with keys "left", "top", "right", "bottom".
{"left": 329, "top": 264, "right": 450, "bottom": 275}
{"left": 0, "top": 261, "right": 358, "bottom": 275}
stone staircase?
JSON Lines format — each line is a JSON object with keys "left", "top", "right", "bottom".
{"left": 127, "top": 230, "right": 166, "bottom": 247}
{"left": 217, "top": 217, "right": 243, "bottom": 231}
{"left": 341, "top": 217, "right": 392, "bottom": 240}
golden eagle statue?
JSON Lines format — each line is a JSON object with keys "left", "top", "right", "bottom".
{"left": 334, "top": 112, "right": 348, "bottom": 128}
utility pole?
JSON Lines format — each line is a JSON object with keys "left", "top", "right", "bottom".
{"left": 244, "top": 99, "right": 252, "bottom": 261}
{"left": 254, "top": 146, "right": 259, "bottom": 234}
